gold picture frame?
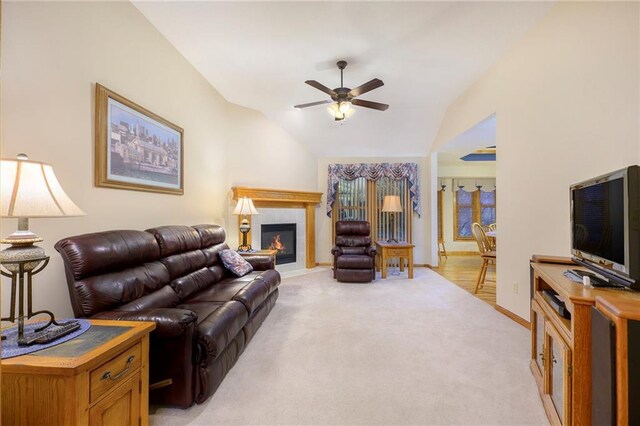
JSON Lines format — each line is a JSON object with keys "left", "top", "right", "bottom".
{"left": 95, "top": 83, "right": 184, "bottom": 195}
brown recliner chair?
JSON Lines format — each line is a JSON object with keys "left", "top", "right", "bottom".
{"left": 331, "top": 221, "right": 377, "bottom": 283}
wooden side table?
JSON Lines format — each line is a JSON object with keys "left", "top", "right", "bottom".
{"left": 376, "top": 241, "right": 415, "bottom": 279}
{"left": 238, "top": 249, "right": 278, "bottom": 265}
{"left": 2, "top": 319, "right": 155, "bottom": 425}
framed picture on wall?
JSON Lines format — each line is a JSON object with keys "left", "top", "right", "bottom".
{"left": 95, "top": 83, "right": 184, "bottom": 195}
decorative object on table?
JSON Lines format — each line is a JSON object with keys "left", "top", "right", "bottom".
{"left": 1, "top": 319, "right": 92, "bottom": 359}
{"left": 382, "top": 195, "right": 403, "bottom": 243}
{"left": 95, "top": 83, "right": 184, "bottom": 195}
{"left": 294, "top": 60, "right": 389, "bottom": 123}
{"left": 233, "top": 196, "right": 259, "bottom": 251}
{"left": 219, "top": 249, "right": 254, "bottom": 277}
{"left": 1, "top": 154, "right": 86, "bottom": 345}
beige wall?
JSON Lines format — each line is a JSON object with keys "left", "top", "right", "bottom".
{"left": 1, "top": 2, "right": 317, "bottom": 318}
{"left": 316, "top": 157, "right": 433, "bottom": 266}
{"left": 432, "top": 2, "right": 640, "bottom": 319}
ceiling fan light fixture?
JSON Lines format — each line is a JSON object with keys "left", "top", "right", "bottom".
{"left": 338, "top": 101, "right": 352, "bottom": 114}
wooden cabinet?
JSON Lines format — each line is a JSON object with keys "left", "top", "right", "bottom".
{"left": 593, "top": 297, "right": 640, "bottom": 425}
{"left": 546, "top": 323, "right": 572, "bottom": 425}
{"left": 1, "top": 319, "right": 155, "bottom": 426}
{"left": 530, "top": 261, "right": 640, "bottom": 425}
{"left": 89, "top": 372, "right": 141, "bottom": 426}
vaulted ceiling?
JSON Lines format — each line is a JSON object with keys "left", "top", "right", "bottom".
{"left": 135, "top": 1, "right": 554, "bottom": 157}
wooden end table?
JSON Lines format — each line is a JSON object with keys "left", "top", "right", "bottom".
{"left": 376, "top": 240, "right": 415, "bottom": 279}
{"left": 237, "top": 249, "right": 278, "bottom": 265}
{"left": 2, "top": 319, "right": 155, "bottom": 425}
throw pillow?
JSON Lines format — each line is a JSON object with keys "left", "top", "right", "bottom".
{"left": 220, "top": 249, "right": 254, "bottom": 277}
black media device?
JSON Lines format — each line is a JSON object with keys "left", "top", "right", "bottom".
{"left": 541, "top": 290, "right": 571, "bottom": 320}
{"left": 570, "top": 165, "right": 640, "bottom": 290}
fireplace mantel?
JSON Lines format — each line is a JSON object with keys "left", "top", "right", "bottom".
{"left": 231, "top": 187, "right": 323, "bottom": 268}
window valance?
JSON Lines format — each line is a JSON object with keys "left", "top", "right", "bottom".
{"left": 327, "top": 163, "right": 420, "bottom": 217}
{"left": 453, "top": 178, "right": 496, "bottom": 192}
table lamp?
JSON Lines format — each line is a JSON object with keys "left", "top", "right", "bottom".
{"left": 381, "top": 195, "right": 403, "bottom": 243}
{"left": 233, "top": 197, "right": 259, "bottom": 252}
{"left": 1, "top": 154, "right": 86, "bottom": 344}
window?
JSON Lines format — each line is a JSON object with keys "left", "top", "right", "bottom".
{"left": 454, "top": 190, "right": 496, "bottom": 240}
{"left": 333, "top": 177, "right": 412, "bottom": 243}
{"left": 336, "top": 177, "right": 367, "bottom": 221}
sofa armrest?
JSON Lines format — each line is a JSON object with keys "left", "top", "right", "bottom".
{"left": 331, "top": 246, "right": 342, "bottom": 256}
{"left": 92, "top": 308, "right": 197, "bottom": 338}
{"left": 366, "top": 246, "right": 377, "bottom": 257}
{"left": 243, "top": 255, "right": 275, "bottom": 271}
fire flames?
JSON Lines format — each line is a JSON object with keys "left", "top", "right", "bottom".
{"left": 268, "top": 235, "right": 286, "bottom": 252}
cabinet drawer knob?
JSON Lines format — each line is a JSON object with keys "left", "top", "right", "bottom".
{"left": 101, "top": 355, "right": 135, "bottom": 381}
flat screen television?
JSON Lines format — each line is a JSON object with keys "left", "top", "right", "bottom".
{"left": 571, "top": 165, "right": 640, "bottom": 290}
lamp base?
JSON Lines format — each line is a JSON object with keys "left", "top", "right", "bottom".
{"left": 237, "top": 245, "right": 253, "bottom": 252}
{"left": 1, "top": 244, "right": 46, "bottom": 272}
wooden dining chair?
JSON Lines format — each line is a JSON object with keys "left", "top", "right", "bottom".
{"left": 472, "top": 222, "right": 496, "bottom": 294}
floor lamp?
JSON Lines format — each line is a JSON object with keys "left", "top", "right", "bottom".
{"left": 233, "top": 197, "right": 259, "bottom": 252}
{"left": 1, "top": 154, "right": 86, "bottom": 345}
{"left": 382, "top": 195, "right": 403, "bottom": 243}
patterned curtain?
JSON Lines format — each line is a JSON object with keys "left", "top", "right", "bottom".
{"left": 327, "top": 163, "right": 420, "bottom": 217}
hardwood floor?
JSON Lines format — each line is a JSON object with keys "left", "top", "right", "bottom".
{"left": 433, "top": 254, "right": 496, "bottom": 306}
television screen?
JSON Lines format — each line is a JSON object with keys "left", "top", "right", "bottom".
{"left": 572, "top": 177, "right": 625, "bottom": 265}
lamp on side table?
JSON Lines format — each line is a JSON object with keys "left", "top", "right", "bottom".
{"left": 1, "top": 154, "right": 85, "bottom": 345}
{"left": 233, "top": 197, "right": 259, "bottom": 252}
{"left": 381, "top": 195, "right": 403, "bottom": 243}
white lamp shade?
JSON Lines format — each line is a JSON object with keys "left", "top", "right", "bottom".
{"left": 381, "top": 195, "right": 403, "bottom": 212}
{"left": 232, "top": 197, "right": 259, "bottom": 215}
{"left": 1, "top": 157, "right": 85, "bottom": 218}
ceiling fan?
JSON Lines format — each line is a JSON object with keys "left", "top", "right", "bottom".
{"left": 294, "top": 60, "right": 389, "bottom": 122}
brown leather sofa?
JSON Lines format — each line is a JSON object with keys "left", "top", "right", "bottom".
{"left": 331, "top": 221, "right": 377, "bottom": 283}
{"left": 55, "top": 224, "right": 279, "bottom": 408}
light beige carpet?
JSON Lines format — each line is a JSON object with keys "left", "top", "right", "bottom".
{"left": 151, "top": 268, "right": 548, "bottom": 426}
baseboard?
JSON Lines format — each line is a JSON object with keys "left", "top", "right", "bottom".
{"left": 442, "top": 251, "right": 480, "bottom": 256}
{"left": 495, "top": 304, "right": 530, "bottom": 329}
{"left": 317, "top": 262, "right": 432, "bottom": 268}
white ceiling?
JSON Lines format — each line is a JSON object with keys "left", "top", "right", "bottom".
{"left": 134, "top": 1, "right": 554, "bottom": 158}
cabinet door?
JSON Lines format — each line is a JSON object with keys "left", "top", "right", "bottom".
{"left": 89, "top": 372, "right": 141, "bottom": 426}
{"left": 546, "top": 325, "right": 572, "bottom": 426}
{"left": 531, "top": 301, "right": 546, "bottom": 378}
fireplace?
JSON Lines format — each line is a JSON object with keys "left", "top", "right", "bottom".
{"left": 261, "top": 223, "right": 296, "bottom": 265}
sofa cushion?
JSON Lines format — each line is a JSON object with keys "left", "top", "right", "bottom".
{"left": 219, "top": 250, "right": 253, "bottom": 277}
{"left": 192, "top": 224, "right": 226, "bottom": 248}
{"left": 147, "top": 225, "right": 201, "bottom": 257}
{"left": 72, "top": 261, "right": 170, "bottom": 317}
{"left": 170, "top": 267, "right": 216, "bottom": 301}
{"left": 183, "top": 277, "right": 270, "bottom": 315}
{"left": 336, "top": 254, "right": 374, "bottom": 269}
{"left": 161, "top": 250, "right": 207, "bottom": 280}
{"left": 189, "top": 301, "right": 248, "bottom": 365}
{"left": 55, "top": 230, "right": 160, "bottom": 281}
{"left": 254, "top": 269, "right": 281, "bottom": 294}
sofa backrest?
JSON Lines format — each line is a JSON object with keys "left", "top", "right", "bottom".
{"left": 55, "top": 224, "right": 230, "bottom": 318}
{"left": 55, "top": 230, "right": 170, "bottom": 317}
{"left": 335, "top": 220, "right": 372, "bottom": 247}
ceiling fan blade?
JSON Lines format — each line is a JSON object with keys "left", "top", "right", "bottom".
{"left": 351, "top": 99, "right": 389, "bottom": 111}
{"left": 349, "top": 78, "right": 384, "bottom": 97}
{"left": 294, "top": 100, "right": 332, "bottom": 109}
{"left": 305, "top": 80, "right": 337, "bottom": 96}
